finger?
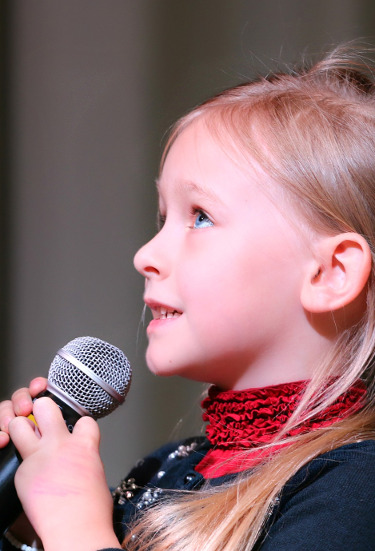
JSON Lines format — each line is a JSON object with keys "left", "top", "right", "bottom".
{"left": 29, "top": 377, "right": 48, "bottom": 398}
{"left": 73, "top": 416, "right": 101, "bottom": 450}
{"left": 11, "top": 387, "right": 34, "bottom": 417}
{"left": 0, "top": 432, "right": 10, "bottom": 447}
{"left": 9, "top": 416, "right": 39, "bottom": 459}
{"left": 31, "top": 397, "right": 68, "bottom": 438}
{"left": 0, "top": 399, "right": 16, "bottom": 432}
{"left": 0, "top": 399, "right": 16, "bottom": 447}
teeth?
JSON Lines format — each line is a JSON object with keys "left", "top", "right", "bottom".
{"left": 157, "top": 307, "right": 181, "bottom": 320}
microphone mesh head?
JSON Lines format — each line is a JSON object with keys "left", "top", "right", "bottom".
{"left": 48, "top": 336, "right": 132, "bottom": 419}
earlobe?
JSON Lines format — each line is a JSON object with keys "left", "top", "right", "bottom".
{"left": 300, "top": 232, "right": 372, "bottom": 314}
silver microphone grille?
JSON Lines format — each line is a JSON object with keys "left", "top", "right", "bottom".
{"left": 47, "top": 336, "right": 132, "bottom": 419}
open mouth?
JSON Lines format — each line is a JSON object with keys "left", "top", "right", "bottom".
{"left": 153, "top": 306, "right": 182, "bottom": 320}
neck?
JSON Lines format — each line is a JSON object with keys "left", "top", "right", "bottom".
{"left": 243, "top": 320, "right": 337, "bottom": 390}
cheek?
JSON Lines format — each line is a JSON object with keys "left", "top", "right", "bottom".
{"left": 182, "top": 266, "right": 252, "bottom": 337}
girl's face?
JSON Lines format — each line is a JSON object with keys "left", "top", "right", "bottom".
{"left": 134, "top": 120, "right": 317, "bottom": 390}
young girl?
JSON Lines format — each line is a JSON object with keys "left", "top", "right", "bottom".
{"left": 1, "top": 45, "right": 375, "bottom": 551}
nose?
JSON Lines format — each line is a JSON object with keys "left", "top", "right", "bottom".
{"left": 133, "top": 233, "right": 165, "bottom": 278}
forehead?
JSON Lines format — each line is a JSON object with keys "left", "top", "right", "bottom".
{"left": 158, "top": 120, "right": 258, "bottom": 202}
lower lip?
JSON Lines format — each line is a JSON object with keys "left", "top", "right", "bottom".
{"left": 147, "top": 316, "right": 181, "bottom": 334}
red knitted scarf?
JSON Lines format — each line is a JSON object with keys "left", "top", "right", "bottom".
{"left": 195, "top": 380, "right": 366, "bottom": 478}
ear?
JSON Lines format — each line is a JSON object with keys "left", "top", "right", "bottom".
{"left": 301, "top": 232, "right": 372, "bottom": 313}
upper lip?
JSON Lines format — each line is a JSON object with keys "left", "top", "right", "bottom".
{"left": 144, "top": 297, "right": 183, "bottom": 319}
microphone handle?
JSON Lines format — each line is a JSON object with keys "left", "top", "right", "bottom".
{"left": 0, "top": 391, "right": 82, "bottom": 535}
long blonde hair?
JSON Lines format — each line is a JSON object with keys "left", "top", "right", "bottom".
{"left": 124, "top": 46, "right": 375, "bottom": 550}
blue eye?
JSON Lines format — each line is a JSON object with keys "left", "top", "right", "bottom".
{"left": 193, "top": 209, "right": 213, "bottom": 229}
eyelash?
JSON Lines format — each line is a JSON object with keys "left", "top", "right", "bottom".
{"left": 156, "top": 207, "right": 213, "bottom": 231}
{"left": 157, "top": 213, "right": 166, "bottom": 231}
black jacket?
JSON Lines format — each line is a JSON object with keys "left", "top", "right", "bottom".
{"left": 108, "top": 437, "right": 375, "bottom": 550}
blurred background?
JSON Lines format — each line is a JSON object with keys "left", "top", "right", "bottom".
{"left": 1, "top": 0, "right": 375, "bottom": 485}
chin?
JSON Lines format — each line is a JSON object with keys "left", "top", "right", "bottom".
{"left": 145, "top": 353, "right": 175, "bottom": 377}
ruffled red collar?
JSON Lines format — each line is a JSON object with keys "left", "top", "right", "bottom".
{"left": 195, "top": 380, "right": 366, "bottom": 478}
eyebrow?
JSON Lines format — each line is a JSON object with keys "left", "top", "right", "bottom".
{"left": 155, "top": 178, "right": 223, "bottom": 205}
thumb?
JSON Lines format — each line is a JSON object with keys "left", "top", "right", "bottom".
{"left": 72, "top": 416, "right": 101, "bottom": 450}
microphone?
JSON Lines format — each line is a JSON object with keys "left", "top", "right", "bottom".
{"left": 0, "top": 336, "right": 132, "bottom": 535}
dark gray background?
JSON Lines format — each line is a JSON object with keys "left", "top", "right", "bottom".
{"left": 1, "top": 0, "right": 374, "bottom": 484}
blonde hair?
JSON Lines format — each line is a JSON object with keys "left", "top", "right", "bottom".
{"left": 124, "top": 46, "right": 375, "bottom": 550}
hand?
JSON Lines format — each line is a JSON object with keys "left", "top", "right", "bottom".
{"left": 0, "top": 377, "right": 47, "bottom": 447}
{"left": 0, "top": 380, "right": 47, "bottom": 551}
{"left": 9, "top": 397, "right": 121, "bottom": 551}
